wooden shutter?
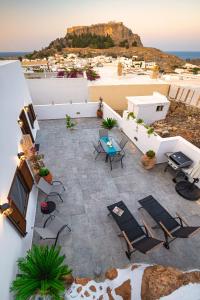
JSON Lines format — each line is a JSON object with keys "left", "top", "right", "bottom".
{"left": 28, "top": 104, "right": 36, "bottom": 129}
{"left": 19, "top": 109, "right": 34, "bottom": 142}
{"left": 8, "top": 201, "right": 27, "bottom": 237}
{"left": 19, "top": 160, "right": 34, "bottom": 191}
{"left": 7, "top": 161, "right": 34, "bottom": 237}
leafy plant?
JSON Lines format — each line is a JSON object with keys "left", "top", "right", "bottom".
{"left": 66, "top": 114, "right": 76, "bottom": 129}
{"left": 98, "top": 97, "right": 103, "bottom": 111}
{"left": 136, "top": 118, "right": 144, "bottom": 124}
{"left": 10, "top": 245, "right": 72, "bottom": 300}
{"left": 146, "top": 150, "right": 155, "bottom": 159}
{"left": 102, "top": 118, "right": 117, "bottom": 130}
{"left": 39, "top": 167, "right": 49, "bottom": 177}
{"left": 147, "top": 127, "right": 155, "bottom": 136}
{"left": 86, "top": 67, "right": 100, "bottom": 81}
{"left": 127, "top": 112, "right": 135, "bottom": 120}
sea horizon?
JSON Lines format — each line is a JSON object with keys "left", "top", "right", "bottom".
{"left": 0, "top": 50, "right": 200, "bottom": 60}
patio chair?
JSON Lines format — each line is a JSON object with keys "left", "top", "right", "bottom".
{"left": 99, "top": 128, "right": 108, "bottom": 139}
{"left": 108, "top": 151, "right": 125, "bottom": 170}
{"left": 119, "top": 136, "right": 129, "bottom": 150}
{"left": 93, "top": 142, "right": 106, "bottom": 160}
{"left": 34, "top": 215, "right": 71, "bottom": 246}
{"left": 107, "top": 201, "right": 163, "bottom": 259}
{"left": 37, "top": 177, "right": 65, "bottom": 202}
{"left": 138, "top": 195, "right": 200, "bottom": 249}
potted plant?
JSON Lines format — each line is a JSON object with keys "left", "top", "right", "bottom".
{"left": 141, "top": 150, "right": 156, "bottom": 169}
{"left": 97, "top": 97, "right": 103, "bottom": 118}
{"left": 102, "top": 118, "right": 117, "bottom": 130}
{"left": 11, "top": 245, "right": 72, "bottom": 300}
{"left": 39, "top": 167, "right": 53, "bottom": 184}
{"left": 127, "top": 112, "right": 135, "bottom": 120}
{"left": 66, "top": 114, "right": 76, "bottom": 130}
{"left": 136, "top": 118, "right": 144, "bottom": 131}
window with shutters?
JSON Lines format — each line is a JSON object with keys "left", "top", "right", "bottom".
{"left": 27, "top": 103, "right": 36, "bottom": 129}
{"left": 7, "top": 160, "right": 34, "bottom": 237}
{"left": 19, "top": 109, "right": 34, "bottom": 142}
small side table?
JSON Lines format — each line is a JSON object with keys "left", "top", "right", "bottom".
{"left": 41, "top": 201, "right": 56, "bottom": 216}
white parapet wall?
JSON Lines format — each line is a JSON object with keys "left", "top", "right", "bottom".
{"left": 27, "top": 78, "right": 88, "bottom": 105}
{"left": 103, "top": 102, "right": 124, "bottom": 128}
{"left": 34, "top": 102, "right": 99, "bottom": 120}
{"left": 101, "top": 105, "right": 200, "bottom": 173}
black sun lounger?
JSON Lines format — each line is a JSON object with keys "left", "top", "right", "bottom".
{"left": 107, "top": 201, "right": 163, "bottom": 259}
{"left": 138, "top": 195, "right": 200, "bottom": 249}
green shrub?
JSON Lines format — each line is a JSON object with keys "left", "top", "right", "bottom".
{"left": 127, "top": 112, "right": 135, "bottom": 120}
{"left": 136, "top": 118, "right": 144, "bottom": 124}
{"left": 147, "top": 127, "right": 154, "bottom": 136}
{"left": 102, "top": 118, "right": 117, "bottom": 130}
{"left": 39, "top": 167, "right": 49, "bottom": 177}
{"left": 146, "top": 150, "right": 155, "bottom": 158}
{"left": 66, "top": 114, "right": 76, "bottom": 129}
{"left": 10, "top": 245, "right": 72, "bottom": 300}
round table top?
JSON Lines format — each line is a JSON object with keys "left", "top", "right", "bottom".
{"left": 41, "top": 201, "right": 56, "bottom": 214}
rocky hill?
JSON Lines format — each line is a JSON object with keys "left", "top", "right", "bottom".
{"left": 67, "top": 22, "right": 143, "bottom": 47}
{"left": 65, "top": 263, "right": 200, "bottom": 299}
{"left": 28, "top": 21, "right": 184, "bottom": 72}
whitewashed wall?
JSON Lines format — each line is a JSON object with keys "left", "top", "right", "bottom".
{"left": 103, "top": 102, "right": 123, "bottom": 128}
{"left": 122, "top": 110, "right": 200, "bottom": 167}
{"left": 27, "top": 78, "right": 88, "bottom": 105}
{"left": 0, "top": 61, "right": 39, "bottom": 300}
{"left": 34, "top": 102, "right": 98, "bottom": 120}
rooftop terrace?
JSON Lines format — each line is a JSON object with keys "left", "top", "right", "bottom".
{"left": 33, "top": 118, "right": 200, "bottom": 278}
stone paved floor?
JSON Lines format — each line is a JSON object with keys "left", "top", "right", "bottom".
{"left": 33, "top": 118, "right": 200, "bottom": 278}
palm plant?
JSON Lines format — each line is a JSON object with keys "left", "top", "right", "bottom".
{"left": 11, "top": 245, "right": 72, "bottom": 300}
{"left": 102, "top": 118, "right": 117, "bottom": 130}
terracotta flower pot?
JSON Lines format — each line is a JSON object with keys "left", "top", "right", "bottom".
{"left": 97, "top": 109, "right": 103, "bottom": 118}
{"left": 43, "top": 172, "right": 53, "bottom": 184}
{"left": 141, "top": 155, "right": 156, "bottom": 170}
{"left": 63, "top": 273, "right": 74, "bottom": 284}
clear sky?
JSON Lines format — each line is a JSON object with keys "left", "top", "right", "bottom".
{"left": 0, "top": 0, "right": 200, "bottom": 52}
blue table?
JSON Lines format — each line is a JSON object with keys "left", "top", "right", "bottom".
{"left": 100, "top": 136, "right": 122, "bottom": 170}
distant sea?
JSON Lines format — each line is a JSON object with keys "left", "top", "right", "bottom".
{"left": 0, "top": 51, "right": 31, "bottom": 58}
{"left": 1, "top": 50, "right": 200, "bottom": 60}
{"left": 166, "top": 51, "right": 200, "bottom": 60}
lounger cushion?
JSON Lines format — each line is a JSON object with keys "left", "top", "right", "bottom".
{"left": 139, "top": 196, "right": 179, "bottom": 231}
{"left": 107, "top": 201, "right": 144, "bottom": 240}
{"left": 132, "top": 237, "right": 162, "bottom": 254}
{"left": 172, "top": 227, "right": 200, "bottom": 238}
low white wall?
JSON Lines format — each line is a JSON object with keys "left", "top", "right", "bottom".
{"left": 27, "top": 78, "right": 88, "bottom": 105}
{"left": 34, "top": 102, "right": 98, "bottom": 120}
{"left": 122, "top": 110, "right": 200, "bottom": 166}
{"left": 103, "top": 102, "right": 123, "bottom": 128}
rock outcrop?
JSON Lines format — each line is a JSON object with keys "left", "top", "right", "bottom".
{"left": 153, "top": 101, "right": 200, "bottom": 148}
{"left": 67, "top": 22, "right": 143, "bottom": 47}
{"left": 65, "top": 264, "right": 200, "bottom": 300}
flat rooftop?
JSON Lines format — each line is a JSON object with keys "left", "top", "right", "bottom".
{"left": 89, "top": 66, "right": 168, "bottom": 86}
{"left": 33, "top": 118, "right": 200, "bottom": 278}
{"left": 127, "top": 94, "right": 169, "bottom": 105}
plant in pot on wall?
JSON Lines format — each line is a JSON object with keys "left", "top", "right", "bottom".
{"left": 11, "top": 245, "right": 73, "bottom": 300}
{"left": 141, "top": 150, "right": 156, "bottom": 170}
{"left": 127, "top": 112, "right": 135, "bottom": 120}
{"left": 102, "top": 118, "right": 117, "bottom": 130}
{"left": 97, "top": 97, "right": 103, "bottom": 118}
{"left": 136, "top": 118, "right": 144, "bottom": 132}
{"left": 39, "top": 167, "right": 53, "bottom": 184}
